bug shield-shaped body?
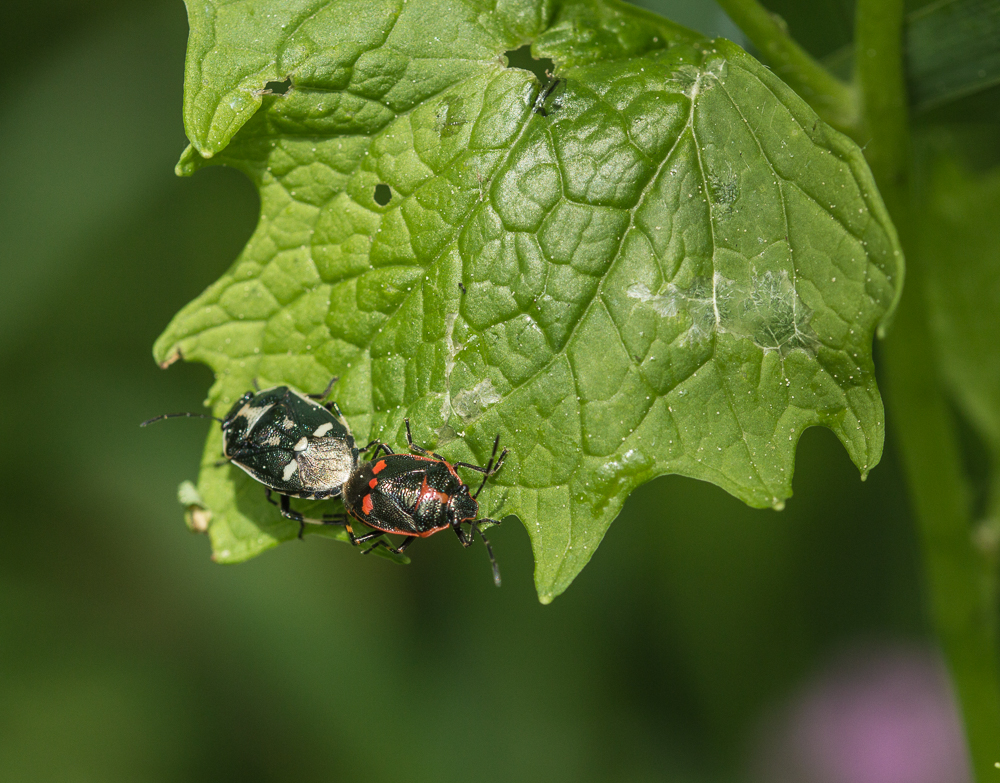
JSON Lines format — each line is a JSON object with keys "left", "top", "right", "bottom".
{"left": 222, "top": 386, "right": 357, "bottom": 499}
{"left": 343, "top": 455, "right": 479, "bottom": 537}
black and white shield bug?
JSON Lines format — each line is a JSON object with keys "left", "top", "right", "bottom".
{"left": 334, "top": 419, "right": 508, "bottom": 586}
{"left": 142, "top": 377, "right": 358, "bottom": 536}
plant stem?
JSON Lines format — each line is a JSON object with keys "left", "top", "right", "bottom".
{"left": 854, "top": 0, "right": 910, "bottom": 194}
{"left": 859, "top": 0, "right": 1000, "bottom": 779}
{"left": 714, "top": 0, "right": 859, "bottom": 134}
{"left": 883, "top": 276, "right": 1000, "bottom": 783}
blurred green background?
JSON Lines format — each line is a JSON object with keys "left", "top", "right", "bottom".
{"left": 0, "top": 1, "right": 957, "bottom": 781}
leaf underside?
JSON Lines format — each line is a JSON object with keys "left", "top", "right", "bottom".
{"left": 156, "top": 0, "right": 903, "bottom": 602}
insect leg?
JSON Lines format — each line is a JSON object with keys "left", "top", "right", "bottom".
{"left": 358, "top": 435, "right": 394, "bottom": 457}
{"left": 341, "top": 518, "right": 412, "bottom": 556}
{"left": 320, "top": 509, "right": 348, "bottom": 525}
{"left": 361, "top": 535, "right": 415, "bottom": 556}
{"left": 404, "top": 418, "right": 446, "bottom": 460}
{"left": 453, "top": 432, "right": 502, "bottom": 473}
{"left": 308, "top": 375, "right": 340, "bottom": 401}
{"left": 277, "top": 494, "right": 332, "bottom": 540}
{"left": 340, "top": 519, "right": 391, "bottom": 548}
{"left": 452, "top": 434, "right": 508, "bottom": 498}
{"left": 275, "top": 494, "right": 307, "bottom": 539}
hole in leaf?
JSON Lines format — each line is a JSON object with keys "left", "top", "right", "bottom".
{"left": 262, "top": 77, "right": 292, "bottom": 96}
{"left": 373, "top": 184, "right": 392, "bottom": 206}
{"left": 504, "top": 44, "right": 554, "bottom": 83}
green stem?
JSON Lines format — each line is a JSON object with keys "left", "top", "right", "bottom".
{"left": 859, "top": 0, "right": 1000, "bottom": 779}
{"left": 883, "top": 274, "right": 1000, "bottom": 783}
{"left": 855, "top": 0, "right": 910, "bottom": 192}
{"left": 715, "top": 0, "right": 859, "bottom": 134}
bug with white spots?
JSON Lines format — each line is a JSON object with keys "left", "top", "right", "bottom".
{"left": 142, "top": 377, "right": 359, "bottom": 536}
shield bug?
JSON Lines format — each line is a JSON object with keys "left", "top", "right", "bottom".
{"left": 141, "top": 377, "right": 358, "bottom": 536}
{"left": 336, "top": 419, "right": 508, "bottom": 586}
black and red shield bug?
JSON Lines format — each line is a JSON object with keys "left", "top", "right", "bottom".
{"left": 337, "top": 419, "right": 508, "bottom": 586}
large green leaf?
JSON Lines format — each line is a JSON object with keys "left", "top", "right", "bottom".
{"left": 155, "top": 0, "right": 902, "bottom": 601}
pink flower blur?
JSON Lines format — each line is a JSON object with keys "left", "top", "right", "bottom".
{"left": 752, "top": 645, "right": 972, "bottom": 783}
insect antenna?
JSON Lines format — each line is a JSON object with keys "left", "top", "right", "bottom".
{"left": 140, "top": 412, "right": 224, "bottom": 427}
{"left": 472, "top": 522, "right": 501, "bottom": 587}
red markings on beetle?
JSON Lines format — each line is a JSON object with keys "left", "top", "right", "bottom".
{"left": 372, "top": 460, "right": 387, "bottom": 474}
{"left": 362, "top": 494, "right": 374, "bottom": 515}
{"left": 417, "top": 476, "right": 450, "bottom": 508}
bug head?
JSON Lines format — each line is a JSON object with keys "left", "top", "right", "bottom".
{"left": 451, "top": 490, "right": 479, "bottom": 524}
{"left": 222, "top": 391, "right": 256, "bottom": 425}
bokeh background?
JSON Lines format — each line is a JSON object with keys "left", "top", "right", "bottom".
{"left": 0, "top": 1, "right": 975, "bottom": 780}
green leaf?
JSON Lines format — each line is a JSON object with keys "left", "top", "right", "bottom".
{"left": 907, "top": 0, "right": 1000, "bottom": 113}
{"left": 819, "top": 0, "right": 1000, "bottom": 115}
{"left": 156, "top": 0, "right": 903, "bottom": 601}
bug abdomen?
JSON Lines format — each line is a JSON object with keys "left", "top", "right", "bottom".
{"left": 345, "top": 457, "right": 459, "bottom": 536}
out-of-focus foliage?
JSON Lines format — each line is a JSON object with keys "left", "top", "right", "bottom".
{"left": 6, "top": 0, "right": 990, "bottom": 779}
{"left": 919, "top": 150, "right": 1000, "bottom": 524}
